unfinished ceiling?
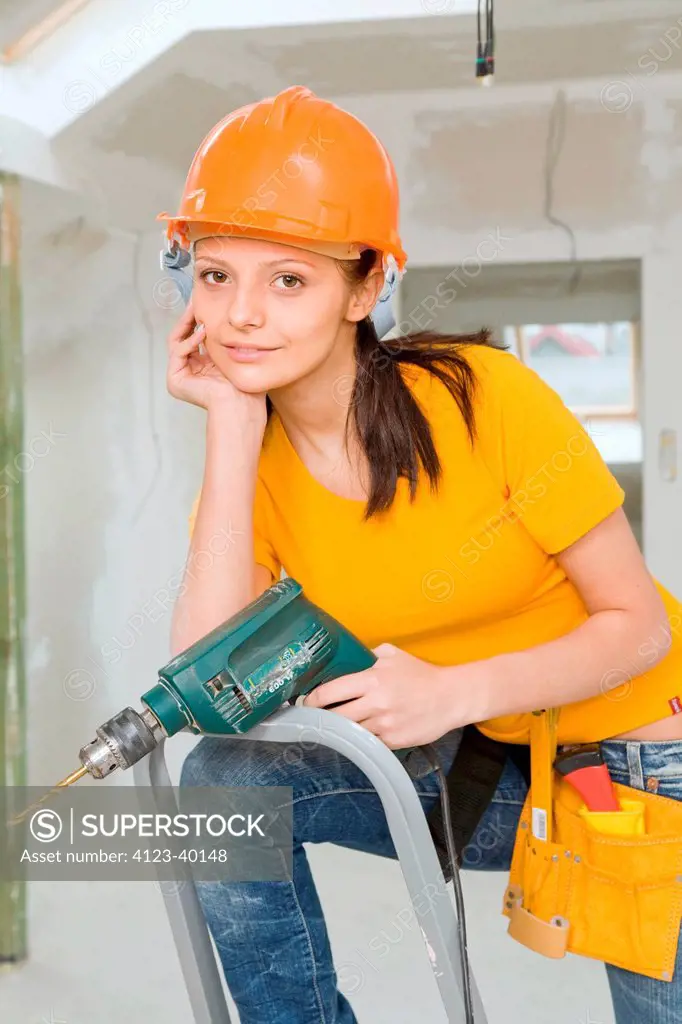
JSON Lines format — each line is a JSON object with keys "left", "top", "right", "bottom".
{"left": 57, "top": 8, "right": 682, "bottom": 175}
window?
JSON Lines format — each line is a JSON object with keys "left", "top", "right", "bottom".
{"left": 502, "top": 321, "right": 642, "bottom": 469}
{"left": 502, "top": 322, "right": 638, "bottom": 419}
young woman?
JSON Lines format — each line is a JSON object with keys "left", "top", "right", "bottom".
{"left": 165, "top": 86, "right": 682, "bottom": 1024}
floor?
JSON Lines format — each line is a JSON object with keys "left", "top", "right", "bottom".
{"left": 1, "top": 737, "right": 616, "bottom": 1024}
{"left": 0, "top": 862, "right": 617, "bottom": 1024}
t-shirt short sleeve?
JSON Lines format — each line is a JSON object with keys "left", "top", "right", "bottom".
{"left": 468, "top": 345, "right": 626, "bottom": 555}
{"left": 187, "top": 480, "right": 281, "bottom": 582}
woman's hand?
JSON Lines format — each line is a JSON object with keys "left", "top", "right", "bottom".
{"left": 166, "top": 301, "right": 267, "bottom": 426}
{"left": 302, "top": 643, "right": 469, "bottom": 749}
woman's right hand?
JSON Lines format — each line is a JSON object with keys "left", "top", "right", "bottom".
{"left": 166, "top": 301, "right": 267, "bottom": 427}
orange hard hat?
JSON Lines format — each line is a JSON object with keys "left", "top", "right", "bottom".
{"left": 157, "top": 85, "right": 407, "bottom": 271}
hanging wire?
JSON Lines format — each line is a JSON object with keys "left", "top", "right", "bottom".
{"left": 476, "top": 0, "right": 494, "bottom": 82}
{"left": 487, "top": 0, "right": 494, "bottom": 60}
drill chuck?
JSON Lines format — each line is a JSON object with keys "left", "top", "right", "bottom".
{"left": 78, "top": 706, "right": 164, "bottom": 779}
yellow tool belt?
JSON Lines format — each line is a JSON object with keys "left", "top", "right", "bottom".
{"left": 502, "top": 709, "right": 682, "bottom": 981}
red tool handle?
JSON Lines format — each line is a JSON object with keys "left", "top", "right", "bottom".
{"left": 554, "top": 745, "right": 620, "bottom": 811}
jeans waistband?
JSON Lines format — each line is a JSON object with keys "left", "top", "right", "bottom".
{"left": 599, "top": 738, "right": 682, "bottom": 785}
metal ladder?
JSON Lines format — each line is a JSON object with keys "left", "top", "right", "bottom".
{"left": 132, "top": 704, "right": 489, "bottom": 1023}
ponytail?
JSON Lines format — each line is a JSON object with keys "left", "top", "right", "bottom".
{"left": 351, "top": 316, "right": 493, "bottom": 518}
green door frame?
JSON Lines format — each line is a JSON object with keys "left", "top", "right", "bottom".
{"left": 0, "top": 172, "right": 27, "bottom": 964}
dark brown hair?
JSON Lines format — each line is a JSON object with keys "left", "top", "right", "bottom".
{"left": 266, "top": 249, "right": 501, "bottom": 520}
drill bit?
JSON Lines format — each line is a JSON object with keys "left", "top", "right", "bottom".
{"left": 7, "top": 765, "right": 89, "bottom": 828}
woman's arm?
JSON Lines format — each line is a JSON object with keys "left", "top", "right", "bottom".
{"left": 170, "top": 406, "right": 269, "bottom": 656}
{"left": 446, "top": 507, "right": 672, "bottom": 723}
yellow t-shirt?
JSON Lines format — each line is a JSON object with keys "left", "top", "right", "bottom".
{"left": 188, "top": 343, "right": 682, "bottom": 745}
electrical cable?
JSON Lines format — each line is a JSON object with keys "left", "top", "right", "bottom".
{"left": 476, "top": 0, "right": 494, "bottom": 83}
{"left": 420, "top": 741, "right": 476, "bottom": 1024}
{"left": 486, "top": 0, "right": 493, "bottom": 52}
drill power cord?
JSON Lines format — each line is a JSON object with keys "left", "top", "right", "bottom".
{"left": 420, "top": 741, "right": 476, "bottom": 1024}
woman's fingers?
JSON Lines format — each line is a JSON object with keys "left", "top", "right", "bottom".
{"left": 175, "top": 323, "right": 206, "bottom": 356}
{"left": 187, "top": 353, "right": 215, "bottom": 379}
{"left": 167, "top": 324, "right": 205, "bottom": 381}
{"left": 166, "top": 299, "right": 198, "bottom": 351}
{"left": 321, "top": 695, "right": 376, "bottom": 724}
{"left": 304, "top": 671, "right": 373, "bottom": 709}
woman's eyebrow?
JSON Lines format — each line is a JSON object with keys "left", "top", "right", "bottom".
{"left": 261, "top": 257, "right": 317, "bottom": 269}
{"left": 194, "top": 255, "right": 317, "bottom": 270}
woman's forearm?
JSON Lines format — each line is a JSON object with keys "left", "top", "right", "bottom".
{"left": 170, "top": 406, "right": 265, "bottom": 655}
{"left": 446, "top": 605, "right": 673, "bottom": 726}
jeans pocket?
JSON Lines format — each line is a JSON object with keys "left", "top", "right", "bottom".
{"left": 638, "top": 743, "right": 682, "bottom": 801}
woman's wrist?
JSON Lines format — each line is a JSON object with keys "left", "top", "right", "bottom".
{"left": 206, "top": 400, "right": 266, "bottom": 436}
{"left": 437, "top": 660, "right": 496, "bottom": 730}
{"left": 206, "top": 403, "right": 265, "bottom": 456}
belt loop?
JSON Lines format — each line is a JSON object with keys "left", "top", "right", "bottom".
{"left": 626, "top": 741, "right": 644, "bottom": 789}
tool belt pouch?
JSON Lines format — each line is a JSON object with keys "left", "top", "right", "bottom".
{"left": 502, "top": 710, "right": 682, "bottom": 982}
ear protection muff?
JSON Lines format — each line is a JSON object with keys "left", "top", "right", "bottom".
{"left": 161, "top": 242, "right": 193, "bottom": 307}
{"left": 369, "top": 257, "right": 399, "bottom": 339}
{"left": 160, "top": 242, "right": 401, "bottom": 340}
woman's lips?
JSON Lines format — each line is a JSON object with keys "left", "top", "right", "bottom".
{"left": 222, "top": 345, "right": 276, "bottom": 362}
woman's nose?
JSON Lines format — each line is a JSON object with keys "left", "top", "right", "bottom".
{"left": 227, "top": 287, "right": 265, "bottom": 330}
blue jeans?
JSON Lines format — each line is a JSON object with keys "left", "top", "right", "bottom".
{"left": 179, "top": 731, "right": 682, "bottom": 1023}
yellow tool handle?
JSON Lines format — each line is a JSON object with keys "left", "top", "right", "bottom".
{"left": 529, "top": 708, "right": 559, "bottom": 844}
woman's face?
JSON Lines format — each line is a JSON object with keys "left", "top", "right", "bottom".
{"left": 191, "top": 235, "right": 383, "bottom": 394}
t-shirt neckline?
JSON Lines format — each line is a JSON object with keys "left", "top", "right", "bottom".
{"left": 270, "top": 413, "right": 368, "bottom": 509}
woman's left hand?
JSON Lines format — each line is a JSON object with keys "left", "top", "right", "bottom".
{"left": 302, "top": 643, "right": 463, "bottom": 749}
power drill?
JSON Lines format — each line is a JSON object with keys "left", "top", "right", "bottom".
{"left": 12, "top": 576, "right": 415, "bottom": 823}
{"left": 73, "top": 577, "right": 388, "bottom": 782}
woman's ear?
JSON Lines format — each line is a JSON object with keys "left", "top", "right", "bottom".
{"left": 345, "top": 266, "right": 386, "bottom": 324}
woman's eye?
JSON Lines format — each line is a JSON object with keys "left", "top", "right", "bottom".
{"left": 202, "top": 271, "right": 227, "bottom": 284}
{"left": 275, "top": 273, "right": 303, "bottom": 290}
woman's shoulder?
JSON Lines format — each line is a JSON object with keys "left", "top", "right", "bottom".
{"left": 458, "top": 340, "right": 522, "bottom": 378}
{"left": 398, "top": 341, "right": 521, "bottom": 415}
{"left": 400, "top": 340, "right": 520, "bottom": 382}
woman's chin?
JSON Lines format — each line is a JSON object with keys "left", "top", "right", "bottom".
{"left": 213, "top": 358, "right": 278, "bottom": 394}
{"left": 213, "top": 350, "right": 304, "bottom": 394}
